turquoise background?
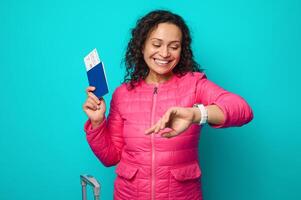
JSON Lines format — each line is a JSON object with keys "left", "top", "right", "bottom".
{"left": 1, "top": 0, "right": 300, "bottom": 199}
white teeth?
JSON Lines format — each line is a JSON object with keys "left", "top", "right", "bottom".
{"left": 154, "top": 59, "right": 169, "bottom": 65}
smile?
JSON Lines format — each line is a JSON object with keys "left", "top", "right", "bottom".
{"left": 154, "top": 59, "right": 171, "bottom": 66}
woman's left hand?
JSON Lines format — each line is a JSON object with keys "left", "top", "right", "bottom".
{"left": 145, "top": 107, "right": 197, "bottom": 138}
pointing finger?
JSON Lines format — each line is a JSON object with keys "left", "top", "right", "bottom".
{"left": 145, "top": 119, "right": 161, "bottom": 135}
{"left": 145, "top": 125, "right": 156, "bottom": 135}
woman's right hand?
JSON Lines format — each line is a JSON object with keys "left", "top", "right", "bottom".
{"left": 83, "top": 86, "right": 106, "bottom": 128}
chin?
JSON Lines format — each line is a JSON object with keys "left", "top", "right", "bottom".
{"left": 154, "top": 70, "right": 175, "bottom": 79}
{"left": 152, "top": 63, "right": 177, "bottom": 73}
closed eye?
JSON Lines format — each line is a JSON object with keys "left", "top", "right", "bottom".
{"left": 170, "top": 46, "right": 179, "bottom": 50}
{"left": 152, "top": 44, "right": 161, "bottom": 48}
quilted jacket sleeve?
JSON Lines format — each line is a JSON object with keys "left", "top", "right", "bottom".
{"left": 195, "top": 73, "right": 253, "bottom": 128}
{"left": 84, "top": 88, "right": 124, "bottom": 166}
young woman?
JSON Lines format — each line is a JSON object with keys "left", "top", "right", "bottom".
{"left": 83, "top": 10, "right": 253, "bottom": 200}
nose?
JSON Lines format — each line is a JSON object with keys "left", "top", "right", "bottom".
{"left": 159, "top": 46, "right": 170, "bottom": 58}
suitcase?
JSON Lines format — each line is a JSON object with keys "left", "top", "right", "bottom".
{"left": 80, "top": 174, "right": 100, "bottom": 200}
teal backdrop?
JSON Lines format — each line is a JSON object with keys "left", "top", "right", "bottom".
{"left": 1, "top": 0, "right": 300, "bottom": 199}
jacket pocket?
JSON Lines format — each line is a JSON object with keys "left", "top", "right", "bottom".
{"left": 114, "top": 162, "right": 139, "bottom": 198}
{"left": 170, "top": 161, "right": 201, "bottom": 181}
{"left": 169, "top": 162, "right": 202, "bottom": 199}
{"left": 116, "top": 161, "right": 139, "bottom": 180}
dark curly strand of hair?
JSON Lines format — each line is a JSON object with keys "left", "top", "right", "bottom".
{"left": 124, "top": 10, "right": 202, "bottom": 89}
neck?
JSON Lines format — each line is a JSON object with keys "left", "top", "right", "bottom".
{"left": 145, "top": 72, "right": 174, "bottom": 85}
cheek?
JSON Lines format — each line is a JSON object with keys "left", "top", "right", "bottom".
{"left": 148, "top": 50, "right": 159, "bottom": 58}
{"left": 144, "top": 46, "right": 158, "bottom": 57}
{"left": 173, "top": 50, "right": 181, "bottom": 61}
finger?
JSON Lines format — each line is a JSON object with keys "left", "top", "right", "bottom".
{"left": 145, "top": 117, "right": 166, "bottom": 134}
{"left": 99, "top": 98, "right": 105, "bottom": 105}
{"left": 145, "top": 121, "right": 160, "bottom": 135}
{"left": 160, "top": 112, "right": 172, "bottom": 129}
{"left": 160, "top": 108, "right": 177, "bottom": 129}
{"left": 145, "top": 125, "right": 156, "bottom": 135}
{"left": 87, "top": 98, "right": 100, "bottom": 110}
{"left": 159, "top": 118, "right": 168, "bottom": 130}
{"left": 83, "top": 101, "right": 97, "bottom": 111}
{"left": 169, "top": 108, "right": 178, "bottom": 119}
{"left": 154, "top": 120, "right": 162, "bottom": 133}
{"left": 86, "top": 86, "right": 96, "bottom": 94}
{"left": 88, "top": 92, "right": 101, "bottom": 105}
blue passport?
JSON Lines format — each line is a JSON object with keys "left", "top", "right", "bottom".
{"left": 84, "top": 48, "right": 109, "bottom": 98}
{"left": 87, "top": 62, "right": 108, "bottom": 98}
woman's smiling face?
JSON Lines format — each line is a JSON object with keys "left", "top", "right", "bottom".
{"left": 142, "top": 23, "right": 182, "bottom": 82}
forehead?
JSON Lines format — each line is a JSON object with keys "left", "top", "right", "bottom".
{"left": 147, "top": 23, "right": 182, "bottom": 42}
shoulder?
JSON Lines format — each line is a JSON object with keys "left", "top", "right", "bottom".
{"left": 112, "top": 82, "right": 139, "bottom": 99}
{"left": 112, "top": 83, "right": 128, "bottom": 99}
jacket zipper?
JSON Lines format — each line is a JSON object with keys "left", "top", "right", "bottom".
{"left": 151, "top": 86, "right": 158, "bottom": 200}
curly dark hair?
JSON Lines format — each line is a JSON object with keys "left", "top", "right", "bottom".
{"left": 124, "top": 10, "right": 202, "bottom": 89}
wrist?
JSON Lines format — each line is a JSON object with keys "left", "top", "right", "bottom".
{"left": 91, "top": 118, "right": 104, "bottom": 129}
{"left": 191, "top": 107, "right": 202, "bottom": 124}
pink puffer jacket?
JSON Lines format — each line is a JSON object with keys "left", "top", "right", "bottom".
{"left": 84, "top": 72, "right": 253, "bottom": 200}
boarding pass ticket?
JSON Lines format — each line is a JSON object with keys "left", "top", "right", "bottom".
{"left": 84, "top": 48, "right": 101, "bottom": 71}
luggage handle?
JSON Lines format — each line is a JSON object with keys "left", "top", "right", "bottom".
{"left": 80, "top": 174, "right": 100, "bottom": 200}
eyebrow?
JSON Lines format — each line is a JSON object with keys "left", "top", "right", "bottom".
{"left": 150, "top": 38, "right": 181, "bottom": 43}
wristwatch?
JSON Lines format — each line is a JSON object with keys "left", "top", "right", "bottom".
{"left": 193, "top": 104, "right": 208, "bottom": 125}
